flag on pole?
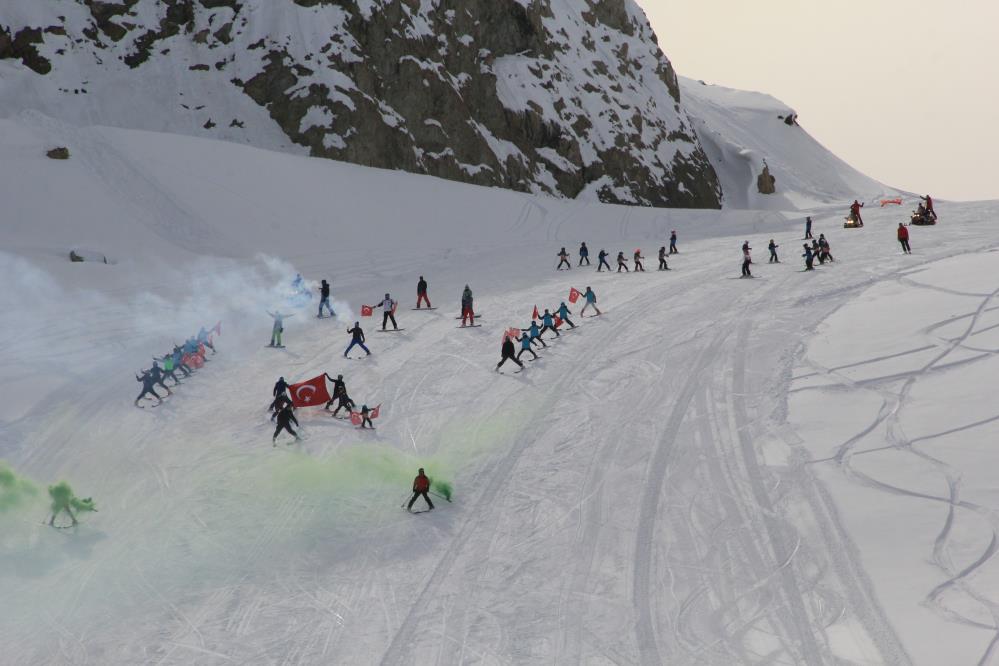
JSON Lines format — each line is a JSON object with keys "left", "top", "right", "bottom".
{"left": 568, "top": 287, "right": 581, "bottom": 304}
{"left": 554, "top": 315, "right": 563, "bottom": 328}
{"left": 212, "top": 321, "right": 222, "bottom": 336}
{"left": 289, "top": 375, "right": 331, "bottom": 408}
{"left": 369, "top": 404, "right": 381, "bottom": 420}
{"left": 350, "top": 411, "right": 362, "bottom": 426}
{"left": 532, "top": 305, "right": 539, "bottom": 320}
{"left": 505, "top": 327, "right": 520, "bottom": 341}
{"left": 361, "top": 304, "right": 373, "bottom": 317}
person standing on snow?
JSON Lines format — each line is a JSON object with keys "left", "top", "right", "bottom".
{"left": 267, "top": 310, "right": 293, "bottom": 347}
{"left": 272, "top": 404, "right": 300, "bottom": 445}
{"left": 147, "top": 362, "right": 173, "bottom": 397}
{"left": 818, "top": 234, "right": 834, "bottom": 262}
{"left": 134, "top": 369, "right": 164, "bottom": 406}
{"left": 741, "top": 241, "right": 753, "bottom": 278}
{"left": 318, "top": 279, "right": 335, "bottom": 318}
{"left": 522, "top": 320, "right": 548, "bottom": 348}
{"left": 344, "top": 322, "right": 371, "bottom": 357}
{"left": 597, "top": 249, "right": 611, "bottom": 272}
{"left": 538, "top": 309, "right": 560, "bottom": 338}
{"left": 377, "top": 293, "right": 398, "bottom": 331}
{"left": 358, "top": 404, "right": 374, "bottom": 429}
{"left": 331, "top": 390, "right": 355, "bottom": 418}
{"left": 273, "top": 376, "right": 290, "bottom": 398}
{"left": 416, "top": 276, "right": 431, "bottom": 309}
{"left": 557, "top": 247, "right": 571, "bottom": 270}
{"left": 323, "top": 373, "right": 347, "bottom": 411}
{"left": 197, "top": 326, "right": 216, "bottom": 354}
{"left": 897, "top": 223, "right": 911, "bottom": 254}
{"left": 920, "top": 194, "right": 937, "bottom": 220}
{"left": 804, "top": 216, "right": 814, "bottom": 239}
{"left": 158, "top": 354, "right": 182, "bottom": 385}
{"left": 669, "top": 230, "right": 679, "bottom": 254}
{"left": 496, "top": 334, "right": 524, "bottom": 371}
{"left": 633, "top": 249, "right": 645, "bottom": 272}
{"left": 768, "top": 239, "right": 779, "bottom": 263}
{"left": 658, "top": 246, "right": 669, "bottom": 271}
{"left": 616, "top": 251, "right": 629, "bottom": 272}
{"left": 270, "top": 392, "right": 292, "bottom": 422}
{"left": 578, "top": 242, "right": 590, "bottom": 266}
{"left": 516, "top": 331, "right": 539, "bottom": 361}
{"left": 407, "top": 468, "right": 434, "bottom": 512}
{"left": 580, "top": 287, "right": 602, "bottom": 317}
{"left": 556, "top": 302, "right": 577, "bottom": 329}
{"left": 802, "top": 244, "right": 815, "bottom": 270}
{"left": 850, "top": 200, "right": 865, "bottom": 226}
{"left": 460, "top": 284, "right": 475, "bottom": 327}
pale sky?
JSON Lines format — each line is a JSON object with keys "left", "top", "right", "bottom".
{"left": 644, "top": 1, "right": 999, "bottom": 201}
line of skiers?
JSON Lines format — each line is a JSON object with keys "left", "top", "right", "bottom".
{"left": 135, "top": 326, "right": 218, "bottom": 406}
{"left": 559, "top": 233, "right": 678, "bottom": 273}
{"left": 497, "top": 288, "right": 601, "bottom": 371}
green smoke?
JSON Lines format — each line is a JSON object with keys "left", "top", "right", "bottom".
{"left": 0, "top": 461, "right": 38, "bottom": 513}
{"left": 431, "top": 480, "right": 453, "bottom": 501}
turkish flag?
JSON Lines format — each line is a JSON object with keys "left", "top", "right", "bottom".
{"left": 369, "top": 404, "right": 381, "bottom": 420}
{"left": 569, "top": 287, "right": 581, "bottom": 304}
{"left": 350, "top": 411, "right": 362, "bottom": 426}
{"left": 505, "top": 327, "right": 520, "bottom": 342}
{"left": 554, "top": 315, "right": 563, "bottom": 328}
{"left": 361, "top": 305, "right": 373, "bottom": 317}
{"left": 532, "top": 305, "right": 539, "bottom": 320}
{"left": 289, "top": 375, "right": 331, "bottom": 408}
{"left": 212, "top": 321, "right": 222, "bottom": 337}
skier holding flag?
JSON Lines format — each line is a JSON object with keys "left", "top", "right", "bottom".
{"left": 556, "top": 302, "right": 577, "bottom": 329}
{"left": 521, "top": 321, "right": 547, "bottom": 348}
{"left": 496, "top": 334, "right": 524, "bottom": 371}
{"left": 580, "top": 287, "right": 601, "bottom": 316}
{"left": 324, "top": 373, "right": 347, "bottom": 410}
{"left": 538, "top": 309, "right": 560, "bottom": 338}
{"left": 377, "top": 293, "right": 399, "bottom": 331}
{"left": 344, "top": 322, "right": 371, "bottom": 357}
{"left": 516, "top": 331, "right": 539, "bottom": 361}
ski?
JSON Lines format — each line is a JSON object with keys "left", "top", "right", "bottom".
{"left": 375, "top": 329, "right": 406, "bottom": 333}
{"left": 457, "top": 324, "right": 483, "bottom": 328}
{"left": 455, "top": 315, "right": 483, "bottom": 320}
{"left": 265, "top": 344, "right": 287, "bottom": 348}
{"left": 411, "top": 307, "right": 438, "bottom": 311}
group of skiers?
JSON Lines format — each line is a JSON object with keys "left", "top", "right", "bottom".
{"left": 135, "top": 326, "right": 218, "bottom": 406}
{"left": 496, "top": 287, "right": 602, "bottom": 371}
{"left": 558, "top": 233, "right": 679, "bottom": 274}
{"left": 269, "top": 372, "right": 376, "bottom": 444}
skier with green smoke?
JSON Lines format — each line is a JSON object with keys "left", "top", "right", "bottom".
{"left": 47, "top": 481, "right": 96, "bottom": 527}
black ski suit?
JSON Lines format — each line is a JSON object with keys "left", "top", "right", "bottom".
{"left": 496, "top": 338, "right": 523, "bottom": 370}
{"left": 273, "top": 407, "right": 300, "bottom": 441}
{"left": 658, "top": 247, "right": 669, "bottom": 270}
{"left": 597, "top": 251, "right": 611, "bottom": 272}
{"left": 135, "top": 372, "right": 162, "bottom": 405}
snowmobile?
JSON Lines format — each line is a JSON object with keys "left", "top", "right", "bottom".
{"left": 843, "top": 212, "right": 864, "bottom": 229}
{"left": 910, "top": 209, "right": 937, "bottom": 226}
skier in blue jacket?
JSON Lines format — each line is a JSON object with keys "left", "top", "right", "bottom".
{"left": 522, "top": 320, "right": 548, "bottom": 348}
{"left": 580, "top": 287, "right": 601, "bottom": 316}
{"left": 516, "top": 332, "right": 539, "bottom": 361}
{"left": 556, "top": 302, "right": 576, "bottom": 329}
{"left": 597, "top": 249, "right": 611, "bottom": 272}
{"left": 538, "top": 309, "right": 560, "bottom": 338}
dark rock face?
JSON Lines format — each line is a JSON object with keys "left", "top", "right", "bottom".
{"left": 0, "top": 0, "right": 722, "bottom": 208}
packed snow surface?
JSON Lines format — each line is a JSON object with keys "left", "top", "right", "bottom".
{"left": 2, "top": 112, "right": 999, "bottom": 664}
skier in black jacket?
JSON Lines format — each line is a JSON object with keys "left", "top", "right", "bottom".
{"left": 496, "top": 335, "right": 524, "bottom": 371}
{"left": 318, "top": 279, "right": 335, "bottom": 318}
{"left": 273, "top": 404, "right": 300, "bottom": 444}
{"left": 273, "top": 376, "right": 290, "bottom": 398}
{"left": 134, "top": 370, "right": 163, "bottom": 406}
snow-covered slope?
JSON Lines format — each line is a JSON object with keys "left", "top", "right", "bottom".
{"left": 680, "top": 76, "right": 898, "bottom": 210}
{"left": 4, "top": 110, "right": 999, "bottom": 664}
{"left": 0, "top": 0, "right": 721, "bottom": 208}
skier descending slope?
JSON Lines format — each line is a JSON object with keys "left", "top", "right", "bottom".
{"left": 802, "top": 244, "right": 815, "bottom": 270}
{"left": 273, "top": 404, "right": 300, "bottom": 445}
{"left": 147, "top": 362, "right": 173, "bottom": 396}
{"left": 769, "top": 239, "right": 780, "bottom": 263}
{"left": 616, "top": 251, "right": 629, "bottom": 272}
{"left": 324, "top": 373, "right": 347, "bottom": 411}
{"left": 318, "top": 279, "right": 335, "bottom": 318}
{"left": 741, "top": 241, "right": 753, "bottom": 278}
{"left": 267, "top": 310, "right": 293, "bottom": 347}
{"left": 597, "top": 249, "right": 611, "bottom": 272}
{"left": 416, "top": 275, "right": 432, "bottom": 309}
{"left": 818, "top": 234, "right": 834, "bottom": 262}
{"left": 556, "top": 302, "right": 576, "bottom": 329}
{"left": 557, "top": 247, "right": 571, "bottom": 270}
{"left": 658, "top": 246, "right": 669, "bottom": 271}
{"left": 460, "top": 285, "right": 475, "bottom": 327}
{"left": 407, "top": 468, "right": 434, "bottom": 512}
{"left": 538, "top": 309, "right": 560, "bottom": 338}
{"left": 377, "top": 293, "right": 399, "bottom": 331}
{"left": 580, "top": 287, "right": 601, "bottom": 317}
{"left": 273, "top": 376, "right": 290, "bottom": 398}
{"left": 898, "top": 223, "right": 912, "bottom": 254}
{"left": 669, "top": 230, "right": 679, "bottom": 254}
{"left": 516, "top": 331, "right": 539, "bottom": 361}
{"left": 496, "top": 335, "right": 524, "bottom": 372}
{"left": 578, "top": 242, "right": 590, "bottom": 266}
{"left": 269, "top": 392, "right": 292, "bottom": 422}
{"left": 331, "top": 390, "right": 355, "bottom": 419}
{"left": 134, "top": 369, "right": 163, "bottom": 406}
{"left": 633, "top": 249, "right": 645, "bottom": 272}
{"left": 522, "top": 320, "right": 548, "bottom": 348}
{"left": 344, "top": 322, "right": 371, "bottom": 358}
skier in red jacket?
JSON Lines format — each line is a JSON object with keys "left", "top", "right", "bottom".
{"left": 407, "top": 468, "right": 434, "bottom": 511}
{"left": 897, "top": 223, "right": 911, "bottom": 254}
{"left": 920, "top": 195, "right": 937, "bottom": 220}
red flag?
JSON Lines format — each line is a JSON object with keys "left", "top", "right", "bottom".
{"left": 568, "top": 287, "right": 581, "bottom": 304}
{"left": 212, "top": 321, "right": 222, "bottom": 336}
{"left": 370, "top": 404, "right": 381, "bottom": 420}
{"left": 554, "top": 315, "right": 563, "bottom": 328}
{"left": 289, "top": 375, "right": 331, "bottom": 408}
{"left": 532, "top": 305, "right": 539, "bottom": 320}
{"left": 361, "top": 304, "right": 373, "bottom": 317}
{"left": 350, "top": 411, "right": 362, "bottom": 426}
{"left": 505, "top": 327, "right": 520, "bottom": 342}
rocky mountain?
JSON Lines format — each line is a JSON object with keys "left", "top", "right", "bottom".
{"left": 0, "top": 0, "right": 721, "bottom": 208}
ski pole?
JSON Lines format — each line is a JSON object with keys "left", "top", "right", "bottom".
{"left": 429, "top": 491, "right": 452, "bottom": 503}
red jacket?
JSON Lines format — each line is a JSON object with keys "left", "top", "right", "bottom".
{"left": 850, "top": 202, "right": 863, "bottom": 215}
{"left": 898, "top": 226, "right": 909, "bottom": 240}
{"left": 413, "top": 474, "right": 430, "bottom": 493}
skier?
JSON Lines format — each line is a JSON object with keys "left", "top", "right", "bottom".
{"left": 318, "top": 279, "right": 335, "bottom": 318}
{"left": 496, "top": 334, "right": 524, "bottom": 371}
{"left": 578, "top": 242, "right": 590, "bottom": 266}
{"left": 556, "top": 301, "right": 577, "bottom": 329}
{"left": 147, "top": 362, "right": 173, "bottom": 396}
{"left": 920, "top": 194, "right": 937, "bottom": 220}
{"left": 377, "top": 293, "right": 398, "bottom": 331}
{"left": 460, "top": 284, "right": 475, "bottom": 327}
{"left": 358, "top": 404, "right": 374, "bottom": 429}
{"left": 134, "top": 370, "right": 163, "bottom": 406}
{"left": 741, "top": 241, "right": 753, "bottom": 278}
{"left": 269, "top": 392, "right": 292, "bottom": 422}
{"left": 46, "top": 482, "right": 96, "bottom": 527}
{"left": 898, "top": 223, "right": 911, "bottom": 254}
{"left": 557, "top": 247, "right": 571, "bottom": 270}
{"left": 538, "top": 309, "right": 560, "bottom": 338}
{"left": 818, "top": 234, "right": 834, "bottom": 262}
{"left": 580, "top": 287, "right": 602, "bottom": 317}
{"left": 804, "top": 216, "right": 814, "bottom": 239}
{"left": 812, "top": 239, "right": 825, "bottom": 265}
{"left": 633, "top": 249, "right": 645, "bottom": 272}
{"left": 522, "top": 320, "right": 548, "bottom": 348}
{"left": 197, "top": 326, "right": 216, "bottom": 354}
{"left": 850, "top": 200, "right": 865, "bottom": 226}
{"left": 597, "top": 249, "right": 611, "bottom": 272}
{"left": 658, "top": 246, "right": 669, "bottom": 271}
{"left": 158, "top": 353, "right": 182, "bottom": 385}
{"left": 273, "top": 376, "right": 290, "bottom": 398}
{"left": 272, "top": 403, "right": 300, "bottom": 445}
{"left": 323, "top": 373, "right": 347, "bottom": 410}
{"left": 616, "top": 251, "right": 629, "bottom": 272}
{"left": 516, "top": 331, "right": 539, "bottom": 361}
{"left": 344, "top": 322, "right": 371, "bottom": 357}
{"left": 669, "top": 230, "right": 678, "bottom": 254}
{"left": 267, "top": 310, "right": 293, "bottom": 347}
{"left": 331, "top": 390, "right": 355, "bottom": 419}
{"left": 802, "top": 244, "right": 814, "bottom": 270}
{"left": 768, "top": 239, "right": 779, "bottom": 263}
{"left": 416, "top": 275, "right": 431, "bottom": 309}
{"left": 407, "top": 468, "right": 434, "bottom": 512}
